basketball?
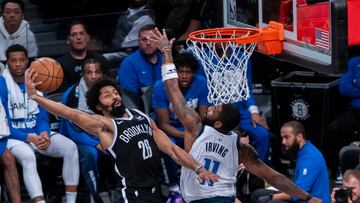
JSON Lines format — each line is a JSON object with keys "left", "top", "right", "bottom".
{"left": 30, "top": 57, "right": 64, "bottom": 93}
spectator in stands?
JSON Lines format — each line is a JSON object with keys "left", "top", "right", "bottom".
{"left": 60, "top": 58, "right": 113, "bottom": 202}
{"left": 111, "top": 0, "right": 155, "bottom": 50}
{"left": 0, "top": 44, "right": 79, "bottom": 203}
{"left": 0, "top": 99, "right": 21, "bottom": 203}
{"left": 327, "top": 56, "right": 360, "bottom": 178}
{"left": 117, "top": 24, "right": 162, "bottom": 112}
{"left": 151, "top": 52, "right": 210, "bottom": 202}
{"left": 146, "top": 0, "right": 192, "bottom": 39}
{"left": 57, "top": 20, "right": 110, "bottom": 92}
{"left": 331, "top": 169, "right": 360, "bottom": 203}
{"left": 0, "top": 0, "right": 38, "bottom": 62}
{"left": 251, "top": 120, "right": 330, "bottom": 203}
{"left": 177, "top": 0, "right": 218, "bottom": 42}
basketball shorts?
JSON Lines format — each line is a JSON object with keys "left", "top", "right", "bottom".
{"left": 117, "top": 185, "right": 163, "bottom": 203}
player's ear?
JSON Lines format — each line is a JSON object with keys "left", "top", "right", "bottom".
{"left": 96, "top": 104, "right": 103, "bottom": 112}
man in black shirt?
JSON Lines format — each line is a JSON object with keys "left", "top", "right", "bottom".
{"left": 56, "top": 20, "right": 110, "bottom": 92}
{"left": 25, "top": 74, "right": 218, "bottom": 203}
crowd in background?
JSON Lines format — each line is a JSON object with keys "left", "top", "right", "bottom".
{"left": 0, "top": 0, "right": 359, "bottom": 202}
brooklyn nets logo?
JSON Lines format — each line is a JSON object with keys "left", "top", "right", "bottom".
{"left": 290, "top": 99, "right": 310, "bottom": 120}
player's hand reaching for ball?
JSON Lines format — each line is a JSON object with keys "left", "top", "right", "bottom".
{"left": 25, "top": 68, "right": 42, "bottom": 98}
{"left": 196, "top": 166, "right": 220, "bottom": 183}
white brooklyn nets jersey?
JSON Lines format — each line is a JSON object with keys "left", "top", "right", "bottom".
{"left": 180, "top": 125, "right": 239, "bottom": 202}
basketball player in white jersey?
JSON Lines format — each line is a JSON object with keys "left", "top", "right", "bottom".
{"left": 24, "top": 71, "right": 219, "bottom": 203}
{"left": 148, "top": 27, "right": 324, "bottom": 203}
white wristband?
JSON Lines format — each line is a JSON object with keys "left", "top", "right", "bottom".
{"left": 161, "top": 63, "right": 178, "bottom": 82}
{"left": 249, "top": 105, "right": 259, "bottom": 114}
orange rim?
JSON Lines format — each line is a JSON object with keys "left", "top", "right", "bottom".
{"left": 188, "top": 27, "right": 262, "bottom": 44}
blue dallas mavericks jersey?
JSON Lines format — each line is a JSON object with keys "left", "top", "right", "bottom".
{"left": 180, "top": 126, "right": 239, "bottom": 202}
{"left": 152, "top": 75, "right": 210, "bottom": 128}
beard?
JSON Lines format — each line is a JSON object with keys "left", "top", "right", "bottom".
{"left": 110, "top": 101, "right": 126, "bottom": 117}
{"left": 202, "top": 112, "right": 215, "bottom": 127}
{"left": 282, "top": 140, "right": 300, "bottom": 160}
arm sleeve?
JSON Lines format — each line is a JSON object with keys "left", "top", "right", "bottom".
{"left": 291, "top": 162, "right": 317, "bottom": 201}
{"left": 118, "top": 59, "right": 139, "bottom": 94}
{"left": 35, "top": 106, "right": 51, "bottom": 135}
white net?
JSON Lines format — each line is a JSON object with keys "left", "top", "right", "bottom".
{"left": 188, "top": 30, "right": 257, "bottom": 105}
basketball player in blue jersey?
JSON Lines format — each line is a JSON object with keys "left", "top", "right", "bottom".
{"left": 148, "top": 27, "right": 324, "bottom": 203}
{"left": 24, "top": 72, "right": 219, "bottom": 203}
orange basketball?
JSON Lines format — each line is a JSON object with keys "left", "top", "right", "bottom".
{"left": 30, "top": 57, "right": 63, "bottom": 93}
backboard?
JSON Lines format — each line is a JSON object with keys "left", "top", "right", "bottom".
{"left": 222, "top": 0, "right": 354, "bottom": 74}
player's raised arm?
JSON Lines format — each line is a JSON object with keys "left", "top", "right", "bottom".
{"left": 239, "top": 142, "right": 323, "bottom": 203}
{"left": 148, "top": 28, "right": 202, "bottom": 136}
{"left": 25, "top": 69, "right": 114, "bottom": 144}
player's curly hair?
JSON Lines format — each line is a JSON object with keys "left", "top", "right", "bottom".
{"left": 86, "top": 77, "right": 121, "bottom": 115}
{"left": 218, "top": 103, "right": 240, "bottom": 134}
{"left": 174, "top": 52, "right": 199, "bottom": 72}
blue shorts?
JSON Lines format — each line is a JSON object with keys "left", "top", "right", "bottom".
{"left": 0, "top": 137, "right": 8, "bottom": 157}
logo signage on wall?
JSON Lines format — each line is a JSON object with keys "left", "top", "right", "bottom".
{"left": 290, "top": 99, "right": 310, "bottom": 120}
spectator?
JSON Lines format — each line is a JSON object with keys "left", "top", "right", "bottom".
{"left": 0, "top": 0, "right": 38, "bottom": 62}
{"left": 331, "top": 169, "right": 360, "bottom": 203}
{"left": 0, "top": 99, "right": 21, "bottom": 203}
{"left": 0, "top": 44, "right": 79, "bottom": 203}
{"left": 111, "top": 0, "right": 155, "bottom": 49}
{"left": 151, "top": 52, "right": 210, "bottom": 201}
{"left": 57, "top": 20, "right": 110, "bottom": 92}
{"left": 146, "top": 0, "right": 192, "bottom": 39}
{"left": 177, "top": 0, "right": 219, "bottom": 42}
{"left": 327, "top": 56, "right": 360, "bottom": 178}
{"left": 60, "top": 58, "right": 113, "bottom": 202}
{"left": 251, "top": 120, "right": 330, "bottom": 203}
{"left": 117, "top": 24, "right": 162, "bottom": 112}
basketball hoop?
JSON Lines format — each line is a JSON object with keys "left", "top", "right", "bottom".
{"left": 187, "top": 21, "right": 284, "bottom": 105}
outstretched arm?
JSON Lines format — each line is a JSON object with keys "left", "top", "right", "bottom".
{"left": 148, "top": 28, "right": 202, "bottom": 137}
{"left": 239, "top": 143, "right": 323, "bottom": 203}
{"left": 151, "top": 119, "right": 219, "bottom": 182}
{"left": 25, "top": 69, "right": 114, "bottom": 143}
